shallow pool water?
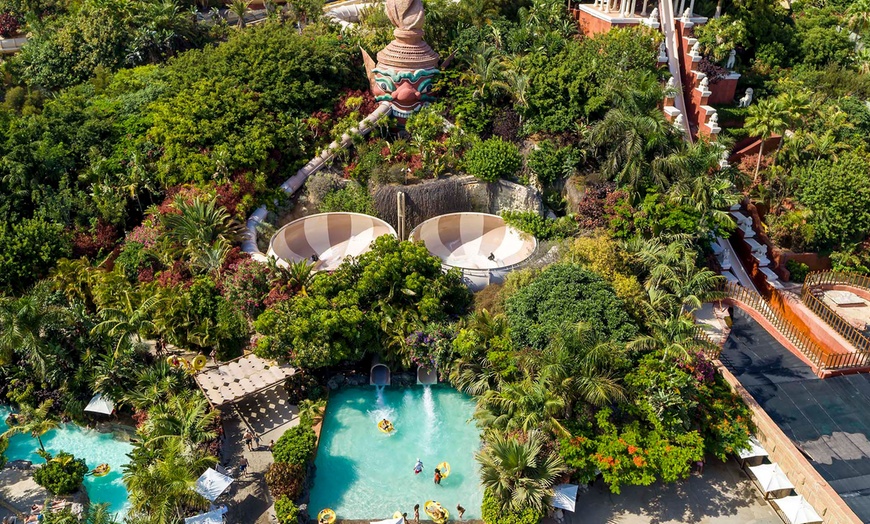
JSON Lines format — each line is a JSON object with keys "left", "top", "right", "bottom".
{"left": 309, "top": 386, "right": 483, "bottom": 520}
{"left": 0, "top": 406, "right": 132, "bottom": 515}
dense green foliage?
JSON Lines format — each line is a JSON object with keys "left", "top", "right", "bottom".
{"left": 481, "top": 489, "right": 546, "bottom": 524}
{"left": 464, "top": 137, "right": 522, "bottom": 182}
{"left": 797, "top": 152, "right": 870, "bottom": 250}
{"left": 505, "top": 264, "right": 637, "bottom": 348}
{"left": 255, "top": 236, "right": 471, "bottom": 368}
{"left": 33, "top": 452, "right": 89, "bottom": 494}
{"left": 0, "top": 0, "right": 847, "bottom": 517}
{"left": 272, "top": 425, "right": 317, "bottom": 466}
{"left": 786, "top": 260, "right": 810, "bottom": 283}
{"left": 275, "top": 496, "right": 301, "bottom": 524}
{"left": 501, "top": 211, "right": 576, "bottom": 241}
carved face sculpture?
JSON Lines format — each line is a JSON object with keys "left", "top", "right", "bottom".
{"left": 371, "top": 67, "right": 439, "bottom": 119}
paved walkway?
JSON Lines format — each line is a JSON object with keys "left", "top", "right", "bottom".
{"left": 222, "top": 406, "right": 300, "bottom": 524}
{"left": 564, "top": 459, "right": 779, "bottom": 524}
{"left": 0, "top": 467, "right": 50, "bottom": 519}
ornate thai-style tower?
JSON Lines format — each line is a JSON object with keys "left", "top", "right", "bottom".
{"left": 361, "top": 0, "right": 442, "bottom": 121}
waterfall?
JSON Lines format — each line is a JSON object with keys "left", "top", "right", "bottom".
{"left": 422, "top": 385, "right": 436, "bottom": 453}
{"left": 375, "top": 384, "right": 386, "bottom": 406}
{"left": 371, "top": 384, "right": 395, "bottom": 424}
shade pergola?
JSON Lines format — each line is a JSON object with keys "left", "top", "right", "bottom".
{"left": 771, "top": 495, "right": 823, "bottom": 524}
{"left": 748, "top": 463, "right": 794, "bottom": 496}
{"left": 195, "top": 354, "right": 295, "bottom": 407}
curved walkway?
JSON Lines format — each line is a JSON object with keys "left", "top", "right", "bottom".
{"left": 721, "top": 309, "right": 870, "bottom": 522}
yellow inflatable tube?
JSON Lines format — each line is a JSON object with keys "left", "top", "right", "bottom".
{"left": 425, "top": 500, "right": 449, "bottom": 524}
{"left": 318, "top": 508, "right": 336, "bottom": 524}
{"left": 436, "top": 462, "right": 450, "bottom": 478}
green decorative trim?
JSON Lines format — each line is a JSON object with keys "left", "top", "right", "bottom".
{"left": 372, "top": 68, "right": 440, "bottom": 83}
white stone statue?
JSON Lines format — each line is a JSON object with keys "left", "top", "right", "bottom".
{"left": 690, "top": 41, "right": 701, "bottom": 56}
{"left": 674, "top": 113, "right": 685, "bottom": 130}
{"left": 708, "top": 111, "right": 719, "bottom": 127}
{"left": 666, "top": 77, "right": 676, "bottom": 90}
{"left": 726, "top": 49, "right": 736, "bottom": 70}
{"left": 738, "top": 87, "right": 754, "bottom": 108}
{"left": 682, "top": 8, "right": 692, "bottom": 20}
{"left": 658, "top": 41, "right": 667, "bottom": 60}
{"left": 699, "top": 76, "right": 709, "bottom": 91}
{"left": 648, "top": 7, "right": 659, "bottom": 23}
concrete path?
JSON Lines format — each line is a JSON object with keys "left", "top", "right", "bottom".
{"left": 563, "top": 459, "right": 780, "bottom": 524}
{"left": 0, "top": 467, "right": 50, "bottom": 516}
{"left": 222, "top": 408, "right": 300, "bottom": 524}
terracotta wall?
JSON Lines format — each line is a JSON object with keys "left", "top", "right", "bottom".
{"left": 728, "top": 135, "right": 782, "bottom": 164}
{"left": 768, "top": 290, "right": 854, "bottom": 357}
{"left": 707, "top": 76, "right": 739, "bottom": 104}
{"left": 717, "top": 365, "right": 863, "bottom": 524}
{"left": 728, "top": 228, "right": 850, "bottom": 358}
{"left": 776, "top": 252, "right": 832, "bottom": 280}
{"left": 571, "top": 9, "right": 614, "bottom": 36}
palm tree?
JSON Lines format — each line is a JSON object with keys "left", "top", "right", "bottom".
{"left": 628, "top": 307, "right": 717, "bottom": 361}
{"left": 502, "top": 68, "right": 530, "bottom": 118}
{"left": 540, "top": 322, "right": 627, "bottom": 410}
{"left": 124, "top": 440, "right": 214, "bottom": 524}
{"left": 298, "top": 398, "right": 325, "bottom": 426}
{"left": 285, "top": 259, "right": 314, "bottom": 295}
{"left": 475, "top": 375, "right": 568, "bottom": 437}
{"left": 161, "top": 197, "right": 242, "bottom": 262}
{"left": 50, "top": 258, "right": 97, "bottom": 310}
{"left": 623, "top": 237, "right": 724, "bottom": 314}
{"left": 143, "top": 393, "right": 219, "bottom": 452}
{"left": 92, "top": 291, "right": 161, "bottom": 356}
{"left": 0, "top": 286, "right": 69, "bottom": 381}
{"left": 476, "top": 430, "right": 566, "bottom": 512}
{"left": 123, "top": 361, "right": 189, "bottom": 412}
{"left": 3, "top": 400, "right": 59, "bottom": 453}
{"left": 463, "top": 43, "right": 508, "bottom": 100}
{"left": 744, "top": 98, "right": 787, "bottom": 185}
{"left": 189, "top": 242, "right": 231, "bottom": 276}
{"left": 228, "top": 0, "right": 251, "bottom": 28}
{"left": 86, "top": 504, "right": 119, "bottom": 524}
{"left": 588, "top": 107, "right": 686, "bottom": 200}
{"left": 669, "top": 174, "right": 740, "bottom": 231}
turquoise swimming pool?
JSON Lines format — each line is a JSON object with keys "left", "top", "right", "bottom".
{"left": 309, "top": 386, "right": 483, "bottom": 520}
{"left": 0, "top": 406, "right": 132, "bottom": 515}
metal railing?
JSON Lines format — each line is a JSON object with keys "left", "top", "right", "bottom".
{"left": 805, "top": 270, "right": 870, "bottom": 291}
{"left": 721, "top": 282, "right": 828, "bottom": 370}
{"left": 800, "top": 271, "right": 870, "bottom": 368}
{"left": 692, "top": 325, "right": 722, "bottom": 360}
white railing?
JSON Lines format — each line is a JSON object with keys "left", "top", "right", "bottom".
{"left": 658, "top": 0, "right": 693, "bottom": 143}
